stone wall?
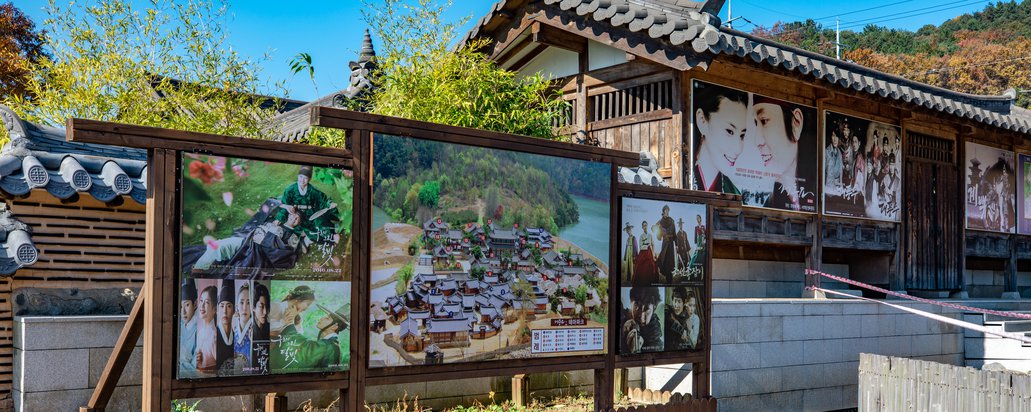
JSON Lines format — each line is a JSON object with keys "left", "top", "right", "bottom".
{"left": 712, "top": 259, "right": 850, "bottom": 298}
{"left": 642, "top": 298, "right": 1031, "bottom": 412}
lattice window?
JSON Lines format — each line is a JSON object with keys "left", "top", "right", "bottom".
{"left": 551, "top": 99, "right": 575, "bottom": 129}
{"left": 591, "top": 79, "right": 673, "bottom": 122}
{"left": 907, "top": 133, "right": 954, "bottom": 164}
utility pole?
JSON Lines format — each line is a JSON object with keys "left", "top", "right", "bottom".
{"left": 727, "top": 0, "right": 733, "bottom": 30}
{"left": 836, "top": 16, "right": 840, "bottom": 59}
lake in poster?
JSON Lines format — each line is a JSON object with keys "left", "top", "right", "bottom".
{"left": 822, "top": 111, "right": 902, "bottom": 221}
{"left": 689, "top": 80, "right": 818, "bottom": 213}
{"left": 1019, "top": 154, "right": 1031, "bottom": 235}
{"left": 177, "top": 154, "right": 353, "bottom": 378}
{"left": 619, "top": 198, "right": 706, "bottom": 355}
{"left": 370, "top": 134, "right": 611, "bottom": 367}
{"left": 965, "top": 142, "right": 1015, "bottom": 233}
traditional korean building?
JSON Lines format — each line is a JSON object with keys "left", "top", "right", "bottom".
{"left": 466, "top": 0, "right": 1031, "bottom": 300}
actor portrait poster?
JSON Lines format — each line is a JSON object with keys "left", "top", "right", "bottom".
{"left": 690, "top": 80, "right": 818, "bottom": 213}
{"left": 966, "top": 142, "right": 1016, "bottom": 233}
{"left": 822, "top": 111, "right": 903, "bottom": 222}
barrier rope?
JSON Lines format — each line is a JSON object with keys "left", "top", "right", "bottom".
{"left": 811, "top": 286, "right": 1031, "bottom": 345}
{"left": 806, "top": 269, "right": 1031, "bottom": 320}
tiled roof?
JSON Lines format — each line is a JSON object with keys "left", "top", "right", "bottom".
{"left": 619, "top": 151, "right": 667, "bottom": 187}
{"left": 0, "top": 106, "right": 148, "bottom": 205}
{"left": 465, "top": 0, "right": 1031, "bottom": 135}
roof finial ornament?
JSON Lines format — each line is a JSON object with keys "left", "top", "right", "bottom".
{"left": 359, "top": 28, "right": 376, "bottom": 63}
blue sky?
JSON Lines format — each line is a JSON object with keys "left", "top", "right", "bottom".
{"left": 15, "top": 0, "right": 992, "bottom": 101}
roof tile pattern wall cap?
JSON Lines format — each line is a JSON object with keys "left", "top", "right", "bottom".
{"left": 0, "top": 205, "right": 36, "bottom": 277}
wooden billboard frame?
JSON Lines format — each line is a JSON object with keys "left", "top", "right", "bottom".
{"left": 67, "top": 108, "right": 723, "bottom": 412}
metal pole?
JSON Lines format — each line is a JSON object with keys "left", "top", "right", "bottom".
{"left": 836, "top": 17, "right": 841, "bottom": 59}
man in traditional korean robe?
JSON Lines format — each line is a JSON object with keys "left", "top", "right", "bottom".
{"left": 178, "top": 280, "right": 198, "bottom": 377}
{"left": 675, "top": 218, "right": 691, "bottom": 272}
{"left": 655, "top": 205, "right": 678, "bottom": 283}
{"left": 276, "top": 166, "right": 340, "bottom": 246}
{"left": 692, "top": 214, "right": 706, "bottom": 267}
{"left": 215, "top": 279, "right": 236, "bottom": 376}
{"left": 273, "top": 303, "right": 348, "bottom": 372}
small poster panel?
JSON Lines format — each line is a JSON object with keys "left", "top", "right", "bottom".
{"left": 177, "top": 154, "right": 353, "bottom": 378}
{"left": 965, "top": 142, "right": 1016, "bottom": 233}
{"left": 619, "top": 197, "right": 706, "bottom": 355}
{"left": 690, "top": 80, "right": 818, "bottom": 212}
{"left": 1019, "top": 154, "right": 1031, "bottom": 235}
{"left": 822, "top": 111, "right": 903, "bottom": 221}
{"left": 369, "top": 134, "right": 611, "bottom": 367}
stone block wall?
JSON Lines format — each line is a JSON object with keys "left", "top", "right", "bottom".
{"left": 13, "top": 316, "right": 143, "bottom": 411}
{"left": 712, "top": 259, "right": 850, "bottom": 298}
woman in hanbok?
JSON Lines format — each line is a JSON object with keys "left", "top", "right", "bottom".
{"left": 194, "top": 286, "right": 218, "bottom": 375}
{"left": 632, "top": 220, "right": 661, "bottom": 285}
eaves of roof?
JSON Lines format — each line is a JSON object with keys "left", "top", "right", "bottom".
{"left": 465, "top": 0, "right": 1031, "bottom": 135}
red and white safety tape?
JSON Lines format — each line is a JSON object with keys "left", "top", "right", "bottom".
{"left": 812, "top": 286, "right": 1031, "bottom": 345}
{"left": 806, "top": 269, "right": 1031, "bottom": 321}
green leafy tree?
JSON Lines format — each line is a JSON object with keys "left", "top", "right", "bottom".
{"left": 418, "top": 180, "right": 440, "bottom": 209}
{"left": 395, "top": 263, "right": 414, "bottom": 295}
{"left": 361, "top": 0, "right": 568, "bottom": 139}
{"left": 6, "top": 0, "right": 284, "bottom": 139}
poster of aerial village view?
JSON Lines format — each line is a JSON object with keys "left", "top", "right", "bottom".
{"left": 619, "top": 198, "right": 706, "bottom": 355}
{"left": 369, "top": 134, "right": 611, "bottom": 367}
{"left": 965, "top": 142, "right": 1016, "bottom": 233}
{"left": 178, "top": 154, "right": 353, "bottom": 378}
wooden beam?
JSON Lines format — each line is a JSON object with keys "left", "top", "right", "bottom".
{"left": 67, "top": 118, "right": 352, "bottom": 161}
{"left": 80, "top": 290, "right": 145, "bottom": 412}
{"left": 494, "top": 35, "right": 533, "bottom": 68}
{"left": 508, "top": 43, "right": 548, "bottom": 72}
{"left": 345, "top": 129, "right": 372, "bottom": 412}
{"left": 531, "top": 21, "right": 586, "bottom": 54}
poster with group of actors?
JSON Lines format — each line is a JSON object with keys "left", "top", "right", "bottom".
{"left": 177, "top": 153, "right": 353, "bottom": 378}
{"left": 618, "top": 197, "right": 706, "bottom": 355}
{"left": 822, "top": 111, "right": 903, "bottom": 222}
{"left": 690, "top": 80, "right": 818, "bottom": 213}
{"left": 368, "top": 133, "right": 610, "bottom": 367}
{"left": 965, "top": 142, "right": 1016, "bottom": 233}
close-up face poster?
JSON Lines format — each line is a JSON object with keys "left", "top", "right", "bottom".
{"left": 177, "top": 154, "right": 353, "bottom": 378}
{"left": 690, "top": 80, "right": 819, "bottom": 213}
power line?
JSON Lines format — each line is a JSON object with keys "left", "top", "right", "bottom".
{"left": 812, "top": 0, "right": 914, "bottom": 21}
{"left": 836, "top": 0, "right": 989, "bottom": 31}
{"left": 736, "top": 0, "right": 810, "bottom": 19}
{"left": 768, "top": 0, "right": 986, "bottom": 38}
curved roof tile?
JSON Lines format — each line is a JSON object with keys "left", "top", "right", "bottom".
{"left": 467, "top": 0, "right": 1031, "bottom": 134}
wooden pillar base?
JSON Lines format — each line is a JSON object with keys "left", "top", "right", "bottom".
{"left": 511, "top": 374, "right": 527, "bottom": 407}
{"left": 265, "top": 393, "right": 287, "bottom": 412}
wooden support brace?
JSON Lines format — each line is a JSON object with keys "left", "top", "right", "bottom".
{"left": 80, "top": 290, "right": 146, "bottom": 412}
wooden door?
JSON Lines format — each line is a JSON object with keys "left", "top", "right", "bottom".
{"left": 904, "top": 134, "right": 960, "bottom": 290}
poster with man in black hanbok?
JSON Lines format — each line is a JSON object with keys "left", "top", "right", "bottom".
{"left": 690, "top": 80, "right": 818, "bottom": 213}
{"left": 965, "top": 142, "right": 1015, "bottom": 233}
{"left": 822, "top": 111, "right": 902, "bottom": 222}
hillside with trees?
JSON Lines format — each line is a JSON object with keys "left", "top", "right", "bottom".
{"left": 750, "top": 0, "right": 1031, "bottom": 107}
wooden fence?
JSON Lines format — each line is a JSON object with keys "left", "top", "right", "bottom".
{"left": 859, "top": 353, "right": 1031, "bottom": 411}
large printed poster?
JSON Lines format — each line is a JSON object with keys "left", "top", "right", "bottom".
{"left": 965, "top": 142, "right": 1015, "bottom": 233}
{"left": 690, "top": 80, "right": 818, "bottom": 213}
{"left": 822, "top": 111, "right": 903, "bottom": 221}
{"left": 619, "top": 198, "right": 706, "bottom": 355}
{"left": 1019, "top": 154, "right": 1031, "bottom": 235}
{"left": 177, "top": 154, "right": 353, "bottom": 378}
{"left": 370, "top": 134, "right": 610, "bottom": 367}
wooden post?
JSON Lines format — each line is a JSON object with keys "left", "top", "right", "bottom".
{"left": 143, "top": 148, "right": 175, "bottom": 412}
{"left": 346, "top": 129, "right": 372, "bottom": 412}
{"left": 1004, "top": 235, "right": 1020, "bottom": 299}
{"left": 264, "top": 393, "right": 287, "bottom": 412}
{"left": 511, "top": 374, "right": 527, "bottom": 407}
{"left": 80, "top": 291, "right": 145, "bottom": 412}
